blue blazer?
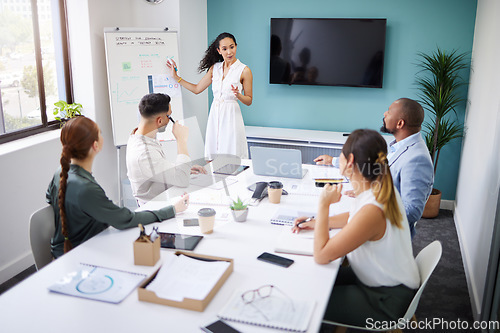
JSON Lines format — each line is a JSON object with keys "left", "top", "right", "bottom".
{"left": 389, "top": 133, "right": 434, "bottom": 231}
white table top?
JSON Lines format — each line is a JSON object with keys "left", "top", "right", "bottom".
{"left": 0, "top": 161, "right": 353, "bottom": 333}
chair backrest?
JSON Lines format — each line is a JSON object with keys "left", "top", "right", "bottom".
{"left": 401, "top": 240, "right": 442, "bottom": 321}
{"left": 29, "top": 205, "right": 55, "bottom": 270}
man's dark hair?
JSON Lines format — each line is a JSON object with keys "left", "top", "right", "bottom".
{"left": 138, "top": 93, "right": 171, "bottom": 118}
{"left": 397, "top": 98, "right": 425, "bottom": 130}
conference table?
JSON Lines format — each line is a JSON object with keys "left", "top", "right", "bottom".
{"left": 0, "top": 159, "right": 353, "bottom": 332}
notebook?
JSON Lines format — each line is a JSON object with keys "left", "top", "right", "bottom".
{"left": 275, "top": 228, "right": 338, "bottom": 256}
{"left": 48, "top": 263, "right": 146, "bottom": 303}
{"left": 250, "top": 146, "right": 308, "bottom": 179}
{"left": 189, "top": 190, "right": 232, "bottom": 206}
{"left": 218, "top": 289, "right": 315, "bottom": 332}
{"left": 270, "top": 208, "right": 315, "bottom": 226}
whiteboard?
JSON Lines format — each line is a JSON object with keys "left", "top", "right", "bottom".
{"left": 104, "top": 29, "right": 183, "bottom": 147}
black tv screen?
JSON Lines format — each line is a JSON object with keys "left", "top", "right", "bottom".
{"left": 270, "top": 18, "right": 387, "bottom": 88}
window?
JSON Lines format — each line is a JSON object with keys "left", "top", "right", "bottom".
{"left": 0, "top": 0, "right": 71, "bottom": 144}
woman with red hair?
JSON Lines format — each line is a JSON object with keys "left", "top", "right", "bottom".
{"left": 46, "top": 116, "right": 188, "bottom": 259}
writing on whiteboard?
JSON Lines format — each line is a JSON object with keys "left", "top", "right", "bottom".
{"left": 115, "top": 36, "right": 166, "bottom": 46}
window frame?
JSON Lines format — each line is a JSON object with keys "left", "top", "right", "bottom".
{"left": 0, "top": 0, "right": 73, "bottom": 144}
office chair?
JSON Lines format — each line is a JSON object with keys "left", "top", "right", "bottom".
{"left": 323, "top": 240, "right": 443, "bottom": 332}
{"left": 29, "top": 205, "right": 55, "bottom": 270}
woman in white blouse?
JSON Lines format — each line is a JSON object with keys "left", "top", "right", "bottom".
{"left": 293, "top": 129, "right": 420, "bottom": 327}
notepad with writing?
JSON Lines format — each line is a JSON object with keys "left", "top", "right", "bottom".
{"left": 48, "top": 263, "right": 147, "bottom": 304}
{"left": 218, "top": 289, "right": 315, "bottom": 332}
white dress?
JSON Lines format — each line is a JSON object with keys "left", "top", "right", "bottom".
{"left": 205, "top": 59, "right": 249, "bottom": 159}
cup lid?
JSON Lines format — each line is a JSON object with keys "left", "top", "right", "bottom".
{"left": 198, "top": 208, "right": 216, "bottom": 217}
{"left": 268, "top": 181, "right": 283, "bottom": 189}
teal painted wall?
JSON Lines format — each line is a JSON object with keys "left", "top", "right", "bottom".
{"left": 206, "top": 0, "right": 477, "bottom": 200}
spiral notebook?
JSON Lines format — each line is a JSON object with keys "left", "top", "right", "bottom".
{"left": 217, "top": 289, "right": 315, "bottom": 332}
{"left": 48, "top": 263, "right": 147, "bottom": 304}
{"left": 270, "top": 208, "right": 316, "bottom": 226}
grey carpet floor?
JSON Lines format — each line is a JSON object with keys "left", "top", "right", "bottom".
{"left": 409, "top": 209, "right": 478, "bottom": 332}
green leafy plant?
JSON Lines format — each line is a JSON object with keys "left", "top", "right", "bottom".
{"left": 230, "top": 197, "right": 247, "bottom": 210}
{"left": 415, "top": 48, "right": 468, "bottom": 174}
{"left": 53, "top": 100, "right": 83, "bottom": 122}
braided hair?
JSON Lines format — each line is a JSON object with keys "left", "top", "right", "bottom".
{"left": 342, "top": 129, "right": 403, "bottom": 228}
{"left": 58, "top": 116, "right": 99, "bottom": 252}
{"left": 198, "top": 32, "right": 237, "bottom": 73}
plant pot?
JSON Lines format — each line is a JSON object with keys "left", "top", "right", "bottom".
{"left": 231, "top": 208, "right": 248, "bottom": 222}
{"left": 422, "top": 188, "right": 442, "bottom": 219}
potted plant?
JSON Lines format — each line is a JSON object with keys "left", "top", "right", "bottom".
{"left": 53, "top": 100, "right": 83, "bottom": 124}
{"left": 415, "top": 48, "right": 468, "bottom": 218}
{"left": 230, "top": 197, "right": 249, "bottom": 222}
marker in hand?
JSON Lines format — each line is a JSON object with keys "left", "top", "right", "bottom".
{"left": 166, "top": 59, "right": 178, "bottom": 72}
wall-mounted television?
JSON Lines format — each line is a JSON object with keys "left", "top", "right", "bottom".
{"left": 270, "top": 18, "right": 387, "bottom": 88}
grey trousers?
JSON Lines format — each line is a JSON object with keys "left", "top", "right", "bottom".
{"left": 323, "top": 266, "right": 417, "bottom": 328}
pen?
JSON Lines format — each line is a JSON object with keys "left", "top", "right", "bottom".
{"left": 167, "top": 115, "right": 175, "bottom": 124}
{"left": 150, "top": 226, "right": 159, "bottom": 242}
{"left": 297, "top": 216, "right": 314, "bottom": 228}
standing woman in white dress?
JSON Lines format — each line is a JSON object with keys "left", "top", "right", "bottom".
{"left": 166, "top": 32, "right": 253, "bottom": 159}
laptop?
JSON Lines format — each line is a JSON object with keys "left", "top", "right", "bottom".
{"left": 250, "top": 146, "right": 308, "bottom": 179}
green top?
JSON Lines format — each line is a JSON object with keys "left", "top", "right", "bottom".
{"left": 46, "top": 164, "right": 175, "bottom": 258}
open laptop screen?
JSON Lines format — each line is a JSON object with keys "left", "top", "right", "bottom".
{"left": 250, "top": 146, "right": 307, "bottom": 179}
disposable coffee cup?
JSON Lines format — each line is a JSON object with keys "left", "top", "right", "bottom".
{"left": 268, "top": 181, "right": 283, "bottom": 204}
{"left": 198, "top": 208, "right": 216, "bottom": 234}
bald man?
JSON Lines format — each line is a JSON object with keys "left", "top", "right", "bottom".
{"left": 315, "top": 98, "right": 434, "bottom": 238}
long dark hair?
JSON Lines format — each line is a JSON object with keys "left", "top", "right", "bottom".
{"left": 198, "top": 32, "right": 237, "bottom": 73}
{"left": 342, "top": 129, "right": 403, "bottom": 228}
{"left": 58, "top": 116, "right": 99, "bottom": 252}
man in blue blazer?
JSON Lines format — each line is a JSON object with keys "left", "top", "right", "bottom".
{"left": 314, "top": 98, "right": 434, "bottom": 238}
{"left": 381, "top": 98, "right": 434, "bottom": 237}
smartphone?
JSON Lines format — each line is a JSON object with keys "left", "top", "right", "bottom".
{"left": 201, "top": 320, "right": 241, "bottom": 333}
{"left": 183, "top": 218, "right": 199, "bottom": 227}
{"left": 257, "top": 252, "right": 294, "bottom": 268}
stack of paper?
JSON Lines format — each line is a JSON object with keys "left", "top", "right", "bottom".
{"left": 146, "top": 254, "right": 231, "bottom": 302}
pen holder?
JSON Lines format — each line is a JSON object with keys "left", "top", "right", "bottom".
{"left": 134, "top": 237, "right": 160, "bottom": 266}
